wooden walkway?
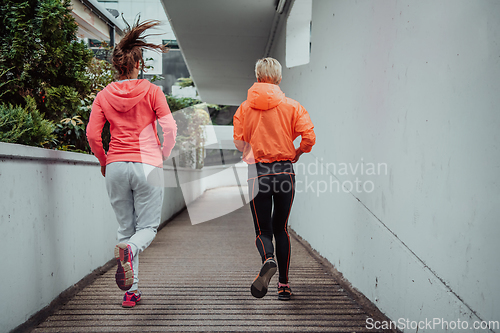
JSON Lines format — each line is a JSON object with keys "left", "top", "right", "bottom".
{"left": 31, "top": 188, "right": 389, "bottom": 333}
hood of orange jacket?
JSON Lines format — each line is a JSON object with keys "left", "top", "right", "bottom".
{"left": 99, "top": 79, "right": 152, "bottom": 113}
{"left": 247, "top": 82, "right": 285, "bottom": 110}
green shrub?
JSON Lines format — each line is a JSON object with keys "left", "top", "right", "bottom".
{"left": 86, "top": 57, "right": 114, "bottom": 93}
{"left": 53, "top": 58, "right": 114, "bottom": 153}
{"left": 0, "top": 0, "right": 93, "bottom": 120}
{"left": 0, "top": 97, "right": 55, "bottom": 147}
{"left": 45, "top": 85, "right": 81, "bottom": 119}
{"left": 166, "top": 95, "right": 203, "bottom": 112}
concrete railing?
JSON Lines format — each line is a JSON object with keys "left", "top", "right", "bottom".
{"left": 0, "top": 141, "right": 244, "bottom": 333}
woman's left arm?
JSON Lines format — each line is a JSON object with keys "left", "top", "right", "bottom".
{"left": 295, "top": 105, "right": 316, "bottom": 154}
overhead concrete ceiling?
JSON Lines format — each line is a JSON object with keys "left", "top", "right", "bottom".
{"left": 161, "top": 0, "right": 284, "bottom": 105}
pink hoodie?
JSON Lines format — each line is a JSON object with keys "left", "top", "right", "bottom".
{"left": 86, "top": 79, "right": 177, "bottom": 167}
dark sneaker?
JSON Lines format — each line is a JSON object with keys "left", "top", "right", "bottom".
{"left": 114, "top": 243, "right": 134, "bottom": 291}
{"left": 278, "top": 284, "right": 292, "bottom": 301}
{"left": 251, "top": 258, "right": 277, "bottom": 298}
{"left": 122, "top": 291, "right": 141, "bottom": 308}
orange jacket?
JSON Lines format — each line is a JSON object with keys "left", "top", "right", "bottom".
{"left": 233, "top": 82, "right": 315, "bottom": 164}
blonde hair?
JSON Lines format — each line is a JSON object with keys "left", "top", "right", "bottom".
{"left": 255, "top": 57, "right": 282, "bottom": 84}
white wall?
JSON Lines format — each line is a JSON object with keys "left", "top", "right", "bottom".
{"left": 0, "top": 142, "right": 185, "bottom": 333}
{"left": 0, "top": 139, "right": 245, "bottom": 332}
{"left": 273, "top": 0, "right": 500, "bottom": 331}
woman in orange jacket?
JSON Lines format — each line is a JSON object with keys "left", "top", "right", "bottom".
{"left": 233, "top": 57, "right": 316, "bottom": 300}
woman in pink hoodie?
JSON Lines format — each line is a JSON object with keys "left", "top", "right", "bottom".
{"left": 86, "top": 20, "right": 177, "bottom": 308}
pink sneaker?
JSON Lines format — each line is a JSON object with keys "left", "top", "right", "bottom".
{"left": 114, "top": 243, "right": 134, "bottom": 291}
{"left": 122, "top": 291, "right": 141, "bottom": 308}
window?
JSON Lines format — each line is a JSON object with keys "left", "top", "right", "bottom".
{"left": 285, "top": 0, "right": 312, "bottom": 68}
{"left": 162, "top": 39, "right": 179, "bottom": 50}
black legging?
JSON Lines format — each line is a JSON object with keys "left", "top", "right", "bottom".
{"left": 248, "top": 172, "right": 295, "bottom": 284}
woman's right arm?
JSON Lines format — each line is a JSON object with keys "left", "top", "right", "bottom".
{"left": 86, "top": 96, "right": 108, "bottom": 167}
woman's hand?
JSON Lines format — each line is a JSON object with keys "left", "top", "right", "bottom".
{"left": 101, "top": 165, "right": 106, "bottom": 177}
{"left": 292, "top": 147, "right": 304, "bottom": 163}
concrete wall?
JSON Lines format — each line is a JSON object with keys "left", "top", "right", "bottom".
{"left": 0, "top": 139, "right": 245, "bottom": 332}
{"left": 0, "top": 142, "right": 185, "bottom": 333}
{"left": 273, "top": 0, "right": 500, "bottom": 331}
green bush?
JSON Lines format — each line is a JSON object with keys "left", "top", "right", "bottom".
{"left": 86, "top": 57, "right": 115, "bottom": 93}
{"left": 55, "top": 58, "right": 115, "bottom": 153}
{"left": 0, "top": 97, "right": 55, "bottom": 147}
{"left": 166, "top": 95, "right": 203, "bottom": 112}
{"left": 0, "top": 0, "right": 98, "bottom": 152}
{"left": 0, "top": 0, "right": 93, "bottom": 121}
{"left": 45, "top": 85, "right": 81, "bottom": 119}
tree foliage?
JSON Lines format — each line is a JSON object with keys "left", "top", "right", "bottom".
{"left": 0, "top": 0, "right": 104, "bottom": 151}
{"left": 54, "top": 57, "right": 114, "bottom": 152}
{"left": 0, "top": 0, "right": 94, "bottom": 121}
{"left": 175, "top": 77, "right": 195, "bottom": 89}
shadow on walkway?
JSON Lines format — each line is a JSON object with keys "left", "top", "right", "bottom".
{"left": 32, "top": 187, "right": 389, "bottom": 332}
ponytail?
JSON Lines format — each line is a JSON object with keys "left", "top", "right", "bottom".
{"left": 112, "top": 19, "right": 168, "bottom": 78}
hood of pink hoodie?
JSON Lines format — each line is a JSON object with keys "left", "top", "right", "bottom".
{"left": 247, "top": 82, "right": 285, "bottom": 110}
{"left": 100, "top": 79, "right": 152, "bottom": 112}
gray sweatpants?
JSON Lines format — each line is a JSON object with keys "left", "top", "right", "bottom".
{"left": 105, "top": 162, "right": 164, "bottom": 291}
